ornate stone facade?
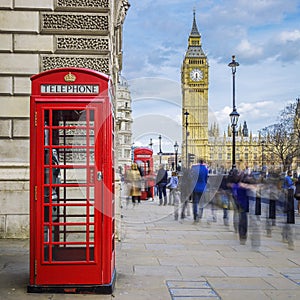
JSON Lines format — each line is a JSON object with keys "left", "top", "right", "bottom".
{"left": 0, "top": 0, "right": 130, "bottom": 238}
{"left": 56, "top": 0, "right": 109, "bottom": 9}
{"left": 56, "top": 36, "right": 109, "bottom": 53}
{"left": 41, "top": 55, "right": 109, "bottom": 73}
{"left": 41, "top": 13, "right": 109, "bottom": 33}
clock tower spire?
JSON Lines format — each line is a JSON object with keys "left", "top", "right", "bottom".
{"left": 181, "top": 10, "right": 209, "bottom": 166}
{"left": 189, "top": 9, "right": 201, "bottom": 46}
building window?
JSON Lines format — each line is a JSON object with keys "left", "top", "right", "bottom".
{"left": 125, "top": 149, "right": 131, "bottom": 158}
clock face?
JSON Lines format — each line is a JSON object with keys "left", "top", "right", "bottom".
{"left": 190, "top": 68, "right": 203, "bottom": 81}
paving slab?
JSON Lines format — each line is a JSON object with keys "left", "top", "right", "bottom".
{"left": 219, "top": 266, "right": 278, "bottom": 277}
{"left": 217, "top": 289, "right": 270, "bottom": 300}
{"left": 207, "top": 277, "right": 275, "bottom": 290}
{"left": 263, "top": 276, "right": 300, "bottom": 289}
{"left": 264, "top": 289, "right": 300, "bottom": 299}
{"left": 178, "top": 265, "right": 227, "bottom": 277}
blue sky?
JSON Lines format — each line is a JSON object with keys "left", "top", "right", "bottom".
{"left": 122, "top": 0, "right": 300, "bottom": 153}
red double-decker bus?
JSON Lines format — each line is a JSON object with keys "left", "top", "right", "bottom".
{"left": 134, "top": 147, "right": 155, "bottom": 200}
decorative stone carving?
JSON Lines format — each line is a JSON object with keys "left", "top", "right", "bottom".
{"left": 56, "top": 36, "right": 109, "bottom": 53}
{"left": 41, "top": 56, "right": 109, "bottom": 74}
{"left": 116, "top": 0, "right": 130, "bottom": 26}
{"left": 56, "top": 0, "right": 109, "bottom": 9}
{"left": 41, "top": 13, "right": 108, "bottom": 33}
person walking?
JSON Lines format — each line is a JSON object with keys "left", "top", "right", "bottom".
{"left": 156, "top": 164, "right": 168, "bottom": 206}
{"left": 218, "top": 175, "right": 230, "bottom": 226}
{"left": 236, "top": 174, "right": 251, "bottom": 245}
{"left": 167, "top": 171, "right": 179, "bottom": 205}
{"left": 294, "top": 175, "right": 300, "bottom": 215}
{"left": 179, "top": 167, "right": 192, "bottom": 220}
{"left": 265, "top": 173, "right": 279, "bottom": 237}
{"left": 166, "top": 171, "right": 180, "bottom": 220}
{"left": 282, "top": 170, "right": 295, "bottom": 250}
{"left": 190, "top": 159, "right": 208, "bottom": 222}
{"left": 126, "top": 163, "right": 142, "bottom": 206}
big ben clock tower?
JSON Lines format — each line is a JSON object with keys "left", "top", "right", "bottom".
{"left": 182, "top": 10, "right": 209, "bottom": 166}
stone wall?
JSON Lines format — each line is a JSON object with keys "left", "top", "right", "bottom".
{"left": 0, "top": 0, "right": 129, "bottom": 237}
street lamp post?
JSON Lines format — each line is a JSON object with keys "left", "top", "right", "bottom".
{"left": 174, "top": 141, "right": 179, "bottom": 171}
{"left": 149, "top": 138, "right": 153, "bottom": 149}
{"left": 184, "top": 111, "right": 189, "bottom": 168}
{"left": 158, "top": 134, "right": 162, "bottom": 164}
{"left": 228, "top": 55, "right": 240, "bottom": 170}
{"left": 131, "top": 143, "right": 135, "bottom": 163}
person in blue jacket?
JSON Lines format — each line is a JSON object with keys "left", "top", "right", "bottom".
{"left": 190, "top": 159, "right": 208, "bottom": 222}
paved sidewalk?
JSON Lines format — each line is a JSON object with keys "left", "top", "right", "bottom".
{"left": 1, "top": 197, "right": 300, "bottom": 299}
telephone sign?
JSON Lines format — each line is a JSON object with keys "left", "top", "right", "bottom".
{"left": 41, "top": 84, "right": 99, "bottom": 94}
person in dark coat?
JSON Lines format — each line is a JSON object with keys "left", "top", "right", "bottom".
{"left": 155, "top": 164, "right": 168, "bottom": 206}
{"left": 230, "top": 171, "right": 251, "bottom": 245}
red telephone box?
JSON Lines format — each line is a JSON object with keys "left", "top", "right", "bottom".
{"left": 133, "top": 147, "right": 155, "bottom": 200}
{"left": 28, "top": 68, "right": 115, "bottom": 294}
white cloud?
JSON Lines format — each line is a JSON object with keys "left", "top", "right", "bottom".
{"left": 279, "top": 30, "right": 300, "bottom": 43}
{"left": 236, "top": 39, "right": 263, "bottom": 59}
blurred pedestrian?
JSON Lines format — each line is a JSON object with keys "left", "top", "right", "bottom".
{"left": 179, "top": 167, "right": 192, "bottom": 219}
{"left": 126, "top": 163, "right": 142, "bottom": 206}
{"left": 229, "top": 170, "right": 252, "bottom": 245}
{"left": 218, "top": 175, "right": 230, "bottom": 226}
{"left": 265, "top": 173, "right": 279, "bottom": 237}
{"left": 190, "top": 159, "right": 208, "bottom": 222}
{"left": 227, "top": 169, "right": 239, "bottom": 233}
{"left": 236, "top": 175, "right": 251, "bottom": 245}
{"left": 294, "top": 175, "right": 300, "bottom": 215}
{"left": 156, "top": 164, "right": 168, "bottom": 206}
{"left": 167, "top": 171, "right": 179, "bottom": 205}
{"left": 166, "top": 171, "right": 180, "bottom": 220}
{"left": 282, "top": 170, "right": 295, "bottom": 250}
